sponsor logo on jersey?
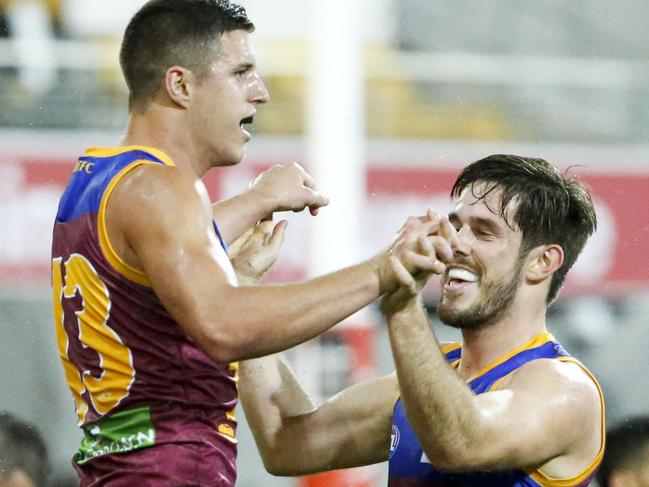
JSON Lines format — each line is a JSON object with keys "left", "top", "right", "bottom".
{"left": 75, "top": 407, "right": 156, "bottom": 464}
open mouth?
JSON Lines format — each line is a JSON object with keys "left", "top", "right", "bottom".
{"left": 239, "top": 115, "right": 254, "bottom": 140}
{"left": 443, "top": 267, "right": 480, "bottom": 294}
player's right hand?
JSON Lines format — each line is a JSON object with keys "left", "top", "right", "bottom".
{"left": 249, "top": 163, "right": 329, "bottom": 216}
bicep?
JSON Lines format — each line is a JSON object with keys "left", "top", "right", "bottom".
{"left": 289, "top": 373, "right": 399, "bottom": 471}
{"left": 110, "top": 167, "right": 235, "bottom": 343}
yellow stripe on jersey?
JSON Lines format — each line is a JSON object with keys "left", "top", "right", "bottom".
{"left": 466, "top": 332, "right": 556, "bottom": 383}
{"left": 97, "top": 160, "right": 154, "bottom": 286}
{"left": 217, "top": 423, "right": 238, "bottom": 444}
{"left": 441, "top": 342, "right": 461, "bottom": 354}
{"left": 85, "top": 145, "right": 177, "bottom": 167}
{"left": 94, "top": 146, "right": 177, "bottom": 285}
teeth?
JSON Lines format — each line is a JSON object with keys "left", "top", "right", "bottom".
{"left": 448, "top": 268, "right": 479, "bottom": 282}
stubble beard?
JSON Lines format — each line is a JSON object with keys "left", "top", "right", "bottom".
{"left": 438, "top": 259, "right": 524, "bottom": 330}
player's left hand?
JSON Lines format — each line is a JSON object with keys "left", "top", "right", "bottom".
{"left": 229, "top": 218, "right": 288, "bottom": 284}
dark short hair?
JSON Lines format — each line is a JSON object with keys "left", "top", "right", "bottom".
{"left": 598, "top": 415, "right": 649, "bottom": 487}
{"left": 0, "top": 412, "right": 48, "bottom": 486}
{"left": 120, "top": 0, "right": 254, "bottom": 111}
{"left": 451, "top": 154, "right": 597, "bottom": 304}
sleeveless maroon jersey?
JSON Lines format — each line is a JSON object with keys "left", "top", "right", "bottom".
{"left": 51, "top": 146, "right": 238, "bottom": 484}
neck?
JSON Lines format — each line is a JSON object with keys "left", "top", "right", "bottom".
{"left": 120, "top": 104, "right": 210, "bottom": 177}
{"left": 456, "top": 292, "right": 548, "bottom": 380}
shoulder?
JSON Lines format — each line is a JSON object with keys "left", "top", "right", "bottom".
{"left": 114, "top": 163, "right": 200, "bottom": 203}
{"left": 506, "top": 358, "right": 602, "bottom": 424}
{"left": 511, "top": 358, "right": 599, "bottom": 391}
{"left": 110, "top": 164, "right": 211, "bottom": 230}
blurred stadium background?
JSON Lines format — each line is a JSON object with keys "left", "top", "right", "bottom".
{"left": 0, "top": 0, "right": 648, "bottom": 486}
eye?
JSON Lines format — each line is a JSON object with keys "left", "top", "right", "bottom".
{"left": 476, "top": 229, "right": 493, "bottom": 238}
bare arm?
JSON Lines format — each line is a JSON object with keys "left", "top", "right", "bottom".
{"left": 107, "top": 164, "right": 438, "bottom": 363}
{"left": 212, "top": 162, "right": 329, "bottom": 244}
{"left": 382, "top": 289, "right": 602, "bottom": 475}
{"left": 240, "top": 355, "right": 399, "bottom": 475}
{"left": 232, "top": 225, "right": 398, "bottom": 475}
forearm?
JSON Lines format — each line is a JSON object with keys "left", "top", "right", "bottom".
{"left": 241, "top": 356, "right": 396, "bottom": 475}
{"left": 212, "top": 189, "right": 271, "bottom": 245}
{"left": 386, "top": 297, "right": 481, "bottom": 468}
{"left": 198, "top": 259, "right": 381, "bottom": 362}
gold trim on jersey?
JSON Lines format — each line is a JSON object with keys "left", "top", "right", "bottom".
{"left": 441, "top": 342, "right": 462, "bottom": 354}
{"left": 92, "top": 145, "right": 176, "bottom": 286}
{"left": 85, "top": 145, "right": 177, "bottom": 167}
{"left": 97, "top": 160, "right": 154, "bottom": 286}
{"left": 217, "top": 423, "right": 238, "bottom": 444}
{"left": 465, "top": 332, "right": 556, "bottom": 382}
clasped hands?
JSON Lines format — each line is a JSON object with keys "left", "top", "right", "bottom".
{"left": 380, "top": 208, "right": 458, "bottom": 315}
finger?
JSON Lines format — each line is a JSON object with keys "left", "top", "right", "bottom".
{"left": 255, "top": 219, "right": 275, "bottom": 244}
{"left": 430, "top": 236, "right": 453, "bottom": 263}
{"left": 267, "top": 220, "right": 288, "bottom": 249}
{"left": 291, "top": 162, "right": 316, "bottom": 190}
{"left": 417, "top": 235, "right": 435, "bottom": 257}
{"left": 292, "top": 189, "right": 329, "bottom": 213}
{"left": 389, "top": 256, "right": 418, "bottom": 294}
{"left": 416, "top": 236, "right": 448, "bottom": 273}
{"left": 426, "top": 207, "right": 441, "bottom": 223}
{"left": 401, "top": 249, "right": 441, "bottom": 273}
{"left": 306, "top": 189, "right": 330, "bottom": 208}
{"left": 439, "top": 216, "right": 459, "bottom": 247}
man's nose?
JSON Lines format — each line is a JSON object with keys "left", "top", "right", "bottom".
{"left": 251, "top": 74, "right": 269, "bottom": 104}
{"left": 452, "top": 227, "right": 473, "bottom": 256}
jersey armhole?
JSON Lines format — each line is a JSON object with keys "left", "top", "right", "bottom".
{"left": 97, "top": 160, "right": 154, "bottom": 287}
{"left": 523, "top": 357, "right": 606, "bottom": 487}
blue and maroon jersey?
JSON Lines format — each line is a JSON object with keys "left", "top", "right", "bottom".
{"left": 388, "top": 332, "right": 605, "bottom": 487}
{"left": 51, "top": 146, "right": 238, "bottom": 479}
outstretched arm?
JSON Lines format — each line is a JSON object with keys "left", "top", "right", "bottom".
{"left": 230, "top": 218, "right": 399, "bottom": 475}
{"left": 107, "top": 164, "right": 441, "bottom": 363}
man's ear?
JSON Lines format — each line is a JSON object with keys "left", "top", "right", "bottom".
{"left": 525, "top": 244, "right": 564, "bottom": 284}
{"left": 163, "top": 66, "right": 192, "bottom": 108}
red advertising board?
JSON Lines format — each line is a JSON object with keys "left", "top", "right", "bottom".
{"left": 1, "top": 136, "right": 647, "bottom": 296}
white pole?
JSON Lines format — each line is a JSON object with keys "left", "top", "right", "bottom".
{"left": 307, "top": 1, "right": 365, "bottom": 276}
{"left": 303, "top": 0, "right": 369, "bottom": 400}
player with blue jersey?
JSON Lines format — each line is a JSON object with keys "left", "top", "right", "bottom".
{"left": 240, "top": 155, "right": 604, "bottom": 487}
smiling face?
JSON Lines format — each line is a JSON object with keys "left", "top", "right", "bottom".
{"left": 439, "top": 182, "right": 526, "bottom": 330}
{"left": 188, "top": 29, "right": 269, "bottom": 167}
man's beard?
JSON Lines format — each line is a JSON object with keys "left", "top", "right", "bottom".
{"left": 438, "top": 258, "right": 524, "bottom": 330}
